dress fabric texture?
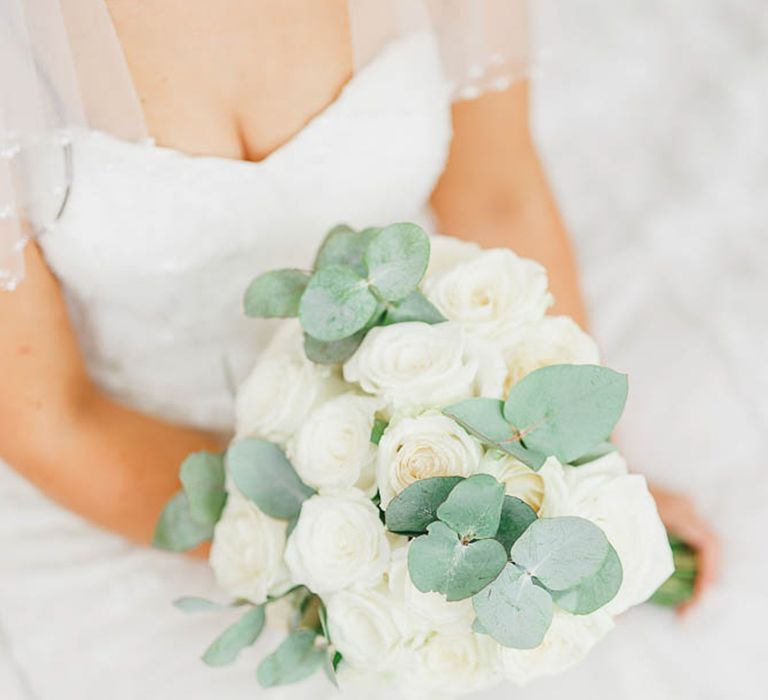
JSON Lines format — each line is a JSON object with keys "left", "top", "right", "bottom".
{"left": 0, "top": 35, "right": 455, "bottom": 700}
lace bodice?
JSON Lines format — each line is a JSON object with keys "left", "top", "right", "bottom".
{"left": 38, "top": 35, "right": 453, "bottom": 432}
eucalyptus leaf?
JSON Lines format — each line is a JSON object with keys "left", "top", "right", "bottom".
{"left": 503, "top": 364, "right": 628, "bottom": 464}
{"left": 364, "top": 223, "right": 430, "bottom": 301}
{"left": 257, "top": 630, "right": 325, "bottom": 688}
{"left": 303, "top": 331, "right": 365, "bottom": 364}
{"left": 174, "top": 597, "right": 230, "bottom": 613}
{"left": 382, "top": 290, "right": 446, "bottom": 325}
{"left": 314, "top": 225, "right": 379, "bottom": 276}
{"left": 243, "top": 269, "right": 310, "bottom": 318}
{"left": 495, "top": 496, "right": 538, "bottom": 554}
{"left": 370, "top": 418, "right": 388, "bottom": 446}
{"left": 569, "top": 441, "right": 617, "bottom": 466}
{"left": 179, "top": 451, "right": 227, "bottom": 526}
{"left": 443, "top": 398, "right": 547, "bottom": 470}
{"left": 510, "top": 517, "right": 610, "bottom": 591}
{"left": 552, "top": 543, "right": 623, "bottom": 614}
{"left": 407, "top": 521, "right": 507, "bottom": 601}
{"left": 385, "top": 476, "right": 464, "bottom": 534}
{"left": 227, "top": 439, "right": 315, "bottom": 520}
{"left": 202, "top": 606, "right": 266, "bottom": 667}
{"left": 152, "top": 491, "right": 213, "bottom": 552}
{"left": 436, "top": 474, "right": 505, "bottom": 540}
{"left": 472, "top": 563, "right": 554, "bottom": 649}
{"left": 299, "top": 265, "right": 379, "bottom": 342}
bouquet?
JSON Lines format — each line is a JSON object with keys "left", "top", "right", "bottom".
{"left": 154, "top": 223, "right": 674, "bottom": 696}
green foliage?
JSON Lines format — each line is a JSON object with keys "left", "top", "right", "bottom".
{"left": 510, "top": 517, "right": 610, "bottom": 591}
{"left": 152, "top": 491, "right": 213, "bottom": 552}
{"left": 303, "top": 331, "right": 365, "bottom": 364}
{"left": 243, "top": 269, "right": 310, "bottom": 318}
{"left": 443, "top": 398, "right": 547, "bottom": 470}
{"left": 381, "top": 289, "right": 446, "bottom": 325}
{"left": 407, "top": 521, "right": 507, "bottom": 601}
{"left": 227, "top": 438, "right": 315, "bottom": 520}
{"left": 552, "top": 543, "right": 623, "bottom": 614}
{"left": 314, "top": 225, "right": 379, "bottom": 276}
{"left": 243, "top": 222, "right": 440, "bottom": 360}
{"left": 384, "top": 476, "right": 464, "bottom": 534}
{"left": 370, "top": 417, "right": 388, "bottom": 446}
{"left": 179, "top": 451, "right": 227, "bottom": 526}
{"left": 650, "top": 534, "right": 697, "bottom": 607}
{"left": 202, "top": 606, "right": 266, "bottom": 667}
{"left": 257, "top": 630, "right": 325, "bottom": 688}
{"left": 472, "top": 563, "right": 554, "bottom": 649}
{"left": 299, "top": 265, "right": 379, "bottom": 342}
{"left": 174, "top": 597, "right": 230, "bottom": 613}
{"left": 435, "top": 474, "right": 505, "bottom": 540}
{"left": 494, "top": 496, "right": 537, "bottom": 554}
{"left": 569, "top": 440, "right": 617, "bottom": 467}
{"left": 364, "top": 223, "right": 430, "bottom": 301}
{"left": 503, "top": 364, "right": 628, "bottom": 464}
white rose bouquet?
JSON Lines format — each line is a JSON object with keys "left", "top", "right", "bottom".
{"left": 154, "top": 223, "right": 674, "bottom": 696}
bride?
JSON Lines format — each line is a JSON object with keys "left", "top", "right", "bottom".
{"left": 0, "top": 1, "right": 717, "bottom": 698}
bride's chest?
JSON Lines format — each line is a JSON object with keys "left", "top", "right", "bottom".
{"left": 39, "top": 34, "right": 453, "bottom": 308}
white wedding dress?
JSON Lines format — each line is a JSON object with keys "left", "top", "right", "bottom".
{"left": 0, "top": 21, "right": 763, "bottom": 700}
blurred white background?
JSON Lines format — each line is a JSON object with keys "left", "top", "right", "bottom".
{"left": 526, "top": 1, "right": 767, "bottom": 698}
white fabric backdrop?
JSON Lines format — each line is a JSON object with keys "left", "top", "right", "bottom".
{"left": 527, "top": 1, "right": 767, "bottom": 697}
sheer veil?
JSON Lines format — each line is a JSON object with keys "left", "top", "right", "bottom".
{"left": 0, "top": 0, "right": 528, "bottom": 291}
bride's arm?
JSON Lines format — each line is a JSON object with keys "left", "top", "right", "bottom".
{"left": 431, "top": 80, "right": 719, "bottom": 610}
{"left": 0, "top": 242, "right": 221, "bottom": 546}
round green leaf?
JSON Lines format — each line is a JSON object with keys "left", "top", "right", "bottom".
{"left": 179, "top": 451, "right": 226, "bottom": 526}
{"left": 299, "top": 265, "right": 379, "bottom": 342}
{"left": 382, "top": 290, "right": 446, "bottom": 325}
{"left": 384, "top": 476, "right": 464, "bottom": 534}
{"left": 495, "top": 496, "right": 538, "bottom": 554}
{"left": 472, "top": 563, "right": 554, "bottom": 649}
{"left": 152, "top": 491, "right": 213, "bottom": 552}
{"left": 243, "top": 269, "right": 310, "bottom": 318}
{"left": 202, "top": 606, "right": 266, "bottom": 667}
{"left": 503, "top": 364, "right": 628, "bottom": 464}
{"left": 407, "top": 521, "right": 507, "bottom": 601}
{"left": 364, "top": 223, "right": 430, "bottom": 301}
{"left": 314, "top": 225, "right": 380, "bottom": 276}
{"left": 510, "top": 517, "right": 610, "bottom": 591}
{"left": 443, "top": 398, "right": 546, "bottom": 471}
{"left": 257, "top": 630, "right": 325, "bottom": 688}
{"left": 436, "top": 474, "right": 505, "bottom": 540}
{"left": 303, "top": 330, "right": 365, "bottom": 364}
{"left": 552, "top": 543, "right": 623, "bottom": 614}
{"left": 227, "top": 439, "right": 315, "bottom": 520}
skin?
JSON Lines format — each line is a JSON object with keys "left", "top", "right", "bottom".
{"left": 1, "top": 0, "right": 716, "bottom": 607}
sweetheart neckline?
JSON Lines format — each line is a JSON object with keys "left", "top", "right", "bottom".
{"left": 87, "top": 35, "right": 428, "bottom": 172}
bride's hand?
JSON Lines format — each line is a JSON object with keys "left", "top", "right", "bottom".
{"left": 649, "top": 484, "right": 720, "bottom": 615}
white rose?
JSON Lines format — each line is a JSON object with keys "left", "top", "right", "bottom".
{"left": 288, "top": 393, "right": 381, "bottom": 494}
{"left": 423, "top": 249, "right": 553, "bottom": 342}
{"left": 500, "top": 609, "right": 614, "bottom": 685}
{"left": 388, "top": 546, "right": 474, "bottom": 635}
{"left": 343, "top": 322, "right": 505, "bottom": 413}
{"left": 376, "top": 412, "right": 483, "bottom": 507}
{"left": 209, "top": 492, "right": 289, "bottom": 605}
{"left": 326, "top": 584, "right": 410, "bottom": 671}
{"left": 501, "top": 316, "right": 600, "bottom": 392}
{"left": 235, "top": 321, "right": 344, "bottom": 444}
{"left": 284, "top": 489, "right": 390, "bottom": 594}
{"left": 539, "top": 453, "right": 674, "bottom": 615}
{"left": 398, "top": 631, "right": 502, "bottom": 697}
{"left": 479, "top": 450, "right": 546, "bottom": 513}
